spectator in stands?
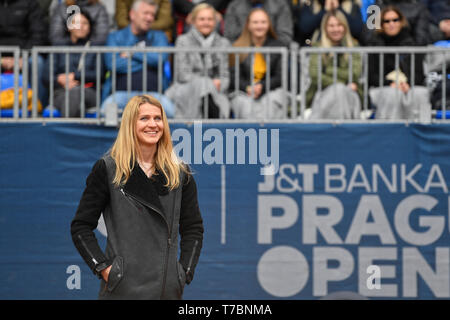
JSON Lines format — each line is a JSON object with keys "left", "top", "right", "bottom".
{"left": 366, "top": 6, "right": 429, "bottom": 119}
{"left": 224, "top": 0, "right": 293, "bottom": 46}
{"left": 229, "top": 8, "right": 286, "bottom": 119}
{"left": 50, "top": 0, "right": 109, "bottom": 46}
{"left": 0, "top": 0, "right": 48, "bottom": 108}
{"left": 172, "top": 0, "right": 231, "bottom": 38}
{"left": 374, "top": 0, "right": 432, "bottom": 45}
{"left": 102, "top": 0, "right": 175, "bottom": 118}
{"left": 420, "top": 0, "right": 450, "bottom": 41}
{"left": 295, "top": 0, "right": 363, "bottom": 46}
{"left": 165, "top": 3, "right": 231, "bottom": 118}
{"left": 115, "top": 0, "right": 174, "bottom": 43}
{"left": 306, "top": 10, "right": 362, "bottom": 119}
{"left": 44, "top": 9, "right": 102, "bottom": 117}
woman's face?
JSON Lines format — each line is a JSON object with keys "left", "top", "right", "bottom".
{"left": 193, "top": 8, "right": 216, "bottom": 36}
{"left": 69, "top": 13, "right": 90, "bottom": 40}
{"left": 326, "top": 16, "right": 345, "bottom": 44}
{"left": 247, "top": 10, "right": 270, "bottom": 39}
{"left": 382, "top": 10, "right": 402, "bottom": 37}
{"left": 135, "top": 103, "right": 164, "bottom": 148}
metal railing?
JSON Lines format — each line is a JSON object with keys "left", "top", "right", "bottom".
{"left": 292, "top": 45, "right": 449, "bottom": 121}
{"left": 0, "top": 46, "right": 23, "bottom": 118}
{"left": 0, "top": 45, "right": 448, "bottom": 123}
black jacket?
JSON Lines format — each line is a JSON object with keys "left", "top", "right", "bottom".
{"left": 71, "top": 155, "right": 204, "bottom": 299}
{"left": 42, "top": 39, "right": 104, "bottom": 89}
{"left": 367, "top": 28, "right": 425, "bottom": 87}
{"left": 375, "top": 0, "right": 432, "bottom": 45}
{"left": 229, "top": 37, "right": 284, "bottom": 97}
{"left": 0, "top": 0, "right": 47, "bottom": 49}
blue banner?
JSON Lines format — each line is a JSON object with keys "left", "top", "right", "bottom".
{"left": 1, "top": 122, "right": 450, "bottom": 299}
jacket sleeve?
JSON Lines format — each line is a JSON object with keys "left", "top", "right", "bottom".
{"left": 173, "top": 36, "right": 195, "bottom": 83}
{"left": 115, "top": 0, "right": 131, "bottom": 29}
{"left": 272, "top": 1, "right": 293, "bottom": 46}
{"left": 218, "top": 38, "right": 231, "bottom": 93}
{"left": 71, "top": 159, "right": 110, "bottom": 277}
{"left": 27, "top": 1, "right": 47, "bottom": 47}
{"left": 49, "top": 5, "right": 67, "bottom": 45}
{"left": 178, "top": 169, "right": 204, "bottom": 284}
{"left": 223, "top": 2, "right": 241, "bottom": 43}
{"left": 131, "top": 31, "right": 169, "bottom": 66}
{"left": 150, "top": 0, "right": 174, "bottom": 31}
{"left": 89, "top": 4, "right": 110, "bottom": 45}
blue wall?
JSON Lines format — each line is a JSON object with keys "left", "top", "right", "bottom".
{"left": 1, "top": 122, "right": 450, "bottom": 299}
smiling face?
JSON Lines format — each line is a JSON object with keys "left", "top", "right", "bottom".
{"left": 193, "top": 7, "right": 216, "bottom": 36}
{"left": 325, "top": 16, "right": 346, "bottom": 45}
{"left": 247, "top": 10, "right": 270, "bottom": 39}
{"left": 130, "top": 1, "right": 156, "bottom": 34}
{"left": 69, "top": 13, "right": 90, "bottom": 40}
{"left": 135, "top": 103, "right": 164, "bottom": 148}
{"left": 382, "top": 10, "right": 402, "bottom": 37}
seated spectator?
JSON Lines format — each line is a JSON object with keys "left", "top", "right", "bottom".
{"left": 172, "top": 0, "right": 230, "bottom": 38}
{"left": 115, "top": 0, "right": 174, "bottom": 43}
{"left": 0, "top": 0, "right": 47, "bottom": 108}
{"left": 165, "top": 3, "right": 231, "bottom": 119}
{"left": 306, "top": 10, "right": 362, "bottom": 119}
{"left": 375, "top": 0, "right": 432, "bottom": 45}
{"left": 229, "top": 8, "right": 286, "bottom": 119}
{"left": 50, "top": 0, "right": 109, "bottom": 45}
{"left": 43, "top": 9, "right": 102, "bottom": 117}
{"left": 224, "top": 0, "right": 293, "bottom": 46}
{"left": 367, "top": 5, "right": 429, "bottom": 119}
{"left": 420, "top": 0, "right": 450, "bottom": 42}
{"left": 296, "top": 0, "right": 363, "bottom": 46}
{"left": 102, "top": 0, "right": 174, "bottom": 118}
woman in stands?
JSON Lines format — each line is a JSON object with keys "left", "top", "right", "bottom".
{"left": 71, "top": 95, "right": 203, "bottom": 299}
{"left": 229, "top": 8, "right": 286, "bottom": 119}
{"left": 295, "top": 0, "right": 364, "bottom": 46}
{"left": 306, "top": 9, "right": 363, "bottom": 120}
{"left": 366, "top": 6, "right": 428, "bottom": 119}
{"left": 44, "top": 9, "right": 102, "bottom": 117}
{"left": 50, "top": 0, "right": 109, "bottom": 46}
{"left": 165, "top": 3, "right": 231, "bottom": 119}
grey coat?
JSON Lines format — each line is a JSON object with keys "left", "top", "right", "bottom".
{"left": 165, "top": 28, "right": 231, "bottom": 118}
{"left": 71, "top": 155, "right": 204, "bottom": 300}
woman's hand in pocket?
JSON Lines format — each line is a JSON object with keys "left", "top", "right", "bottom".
{"left": 101, "top": 265, "right": 112, "bottom": 282}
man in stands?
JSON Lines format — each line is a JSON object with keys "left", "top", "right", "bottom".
{"left": 104, "top": 0, "right": 169, "bottom": 93}
{"left": 102, "top": 0, "right": 174, "bottom": 118}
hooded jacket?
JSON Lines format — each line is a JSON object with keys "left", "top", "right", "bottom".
{"left": 50, "top": 0, "right": 109, "bottom": 45}
{"left": 71, "top": 154, "right": 204, "bottom": 299}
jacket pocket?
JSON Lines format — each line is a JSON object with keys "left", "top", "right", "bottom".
{"left": 107, "top": 256, "right": 124, "bottom": 293}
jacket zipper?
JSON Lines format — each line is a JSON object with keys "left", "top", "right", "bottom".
{"left": 186, "top": 240, "right": 199, "bottom": 277}
{"left": 78, "top": 234, "right": 98, "bottom": 266}
{"left": 120, "top": 187, "right": 173, "bottom": 298}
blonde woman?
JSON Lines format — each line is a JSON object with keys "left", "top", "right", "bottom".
{"left": 71, "top": 95, "right": 204, "bottom": 299}
{"left": 229, "top": 8, "right": 286, "bottom": 119}
{"left": 165, "top": 3, "right": 231, "bottom": 118}
{"left": 306, "top": 10, "right": 362, "bottom": 119}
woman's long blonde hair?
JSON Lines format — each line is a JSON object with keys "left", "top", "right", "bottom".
{"left": 229, "top": 8, "right": 277, "bottom": 67}
{"left": 110, "top": 95, "right": 186, "bottom": 190}
{"left": 318, "top": 10, "right": 355, "bottom": 49}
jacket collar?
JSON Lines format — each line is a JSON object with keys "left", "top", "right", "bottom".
{"left": 122, "top": 164, "right": 168, "bottom": 215}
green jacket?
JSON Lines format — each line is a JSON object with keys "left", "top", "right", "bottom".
{"left": 306, "top": 44, "right": 363, "bottom": 106}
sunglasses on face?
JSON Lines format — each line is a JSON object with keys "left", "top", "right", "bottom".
{"left": 382, "top": 18, "right": 400, "bottom": 24}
